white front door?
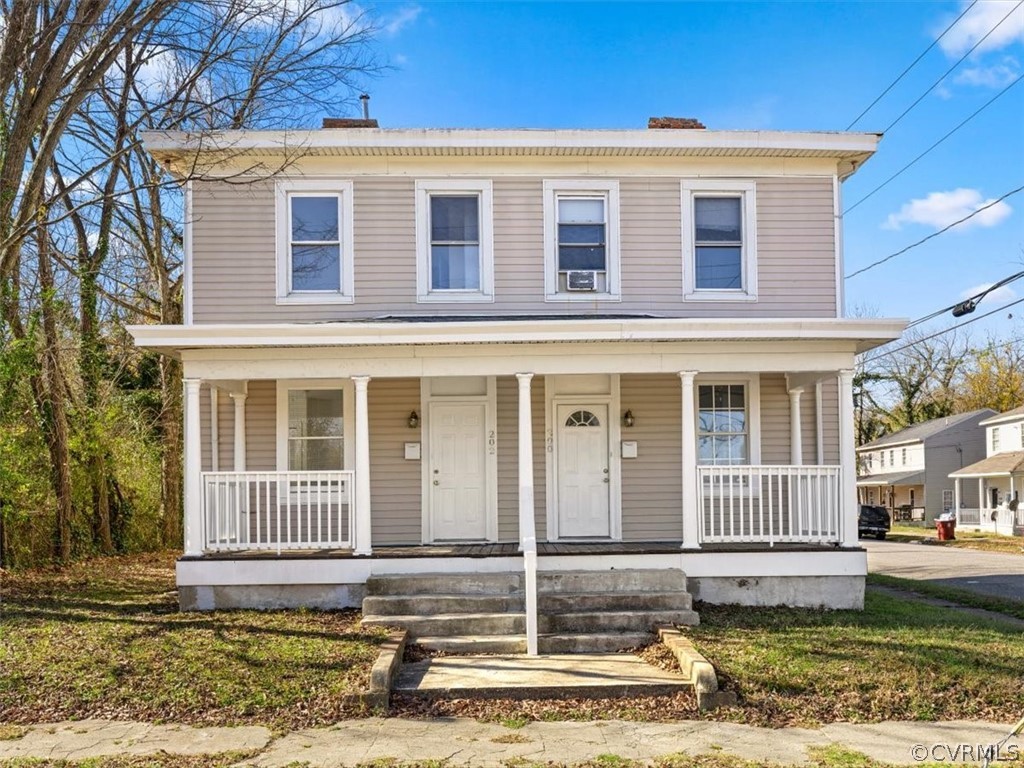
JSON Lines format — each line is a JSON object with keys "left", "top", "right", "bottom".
{"left": 557, "top": 403, "right": 610, "bottom": 538}
{"left": 429, "top": 402, "right": 487, "bottom": 541}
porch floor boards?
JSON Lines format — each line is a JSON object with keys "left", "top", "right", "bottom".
{"left": 186, "top": 540, "right": 850, "bottom": 560}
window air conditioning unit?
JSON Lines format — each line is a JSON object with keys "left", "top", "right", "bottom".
{"left": 566, "top": 270, "right": 597, "bottom": 291}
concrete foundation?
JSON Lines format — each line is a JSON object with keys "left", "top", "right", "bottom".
{"left": 689, "top": 575, "right": 864, "bottom": 609}
{"left": 179, "top": 584, "right": 365, "bottom": 611}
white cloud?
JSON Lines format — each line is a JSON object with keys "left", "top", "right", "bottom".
{"left": 937, "top": 0, "right": 1024, "bottom": 57}
{"left": 393, "top": 52, "right": 409, "bottom": 65}
{"left": 954, "top": 56, "right": 1020, "bottom": 87}
{"left": 383, "top": 4, "right": 421, "bottom": 36}
{"left": 884, "top": 188, "right": 1013, "bottom": 232}
{"left": 961, "top": 282, "right": 1018, "bottom": 304}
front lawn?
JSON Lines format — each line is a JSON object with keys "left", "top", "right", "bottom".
{"left": 0, "top": 553, "right": 389, "bottom": 730}
{"left": 887, "top": 525, "right": 1024, "bottom": 555}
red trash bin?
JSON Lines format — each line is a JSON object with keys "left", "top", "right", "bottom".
{"left": 936, "top": 518, "right": 956, "bottom": 541}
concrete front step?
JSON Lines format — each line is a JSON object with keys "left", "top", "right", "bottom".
{"left": 362, "top": 612, "right": 526, "bottom": 636}
{"left": 539, "top": 609, "right": 699, "bottom": 634}
{"left": 363, "top": 594, "right": 525, "bottom": 616}
{"left": 366, "top": 572, "right": 522, "bottom": 596}
{"left": 539, "top": 590, "right": 692, "bottom": 613}
{"left": 538, "top": 632, "right": 655, "bottom": 654}
{"left": 538, "top": 569, "right": 687, "bottom": 594}
{"left": 416, "top": 635, "right": 528, "bottom": 654}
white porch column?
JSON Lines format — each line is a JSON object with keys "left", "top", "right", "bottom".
{"left": 838, "top": 369, "right": 858, "bottom": 548}
{"left": 814, "top": 381, "right": 824, "bottom": 465}
{"left": 789, "top": 387, "right": 804, "bottom": 466}
{"left": 953, "top": 477, "right": 962, "bottom": 515}
{"left": 353, "top": 376, "right": 372, "bottom": 556}
{"left": 516, "top": 373, "right": 538, "bottom": 656}
{"left": 679, "top": 371, "right": 700, "bottom": 549}
{"left": 230, "top": 391, "right": 247, "bottom": 472}
{"left": 183, "top": 379, "right": 203, "bottom": 556}
{"left": 978, "top": 478, "right": 985, "bottom": 513}
{"left": 210, "top": 388, "right": 219, "bottom": 472}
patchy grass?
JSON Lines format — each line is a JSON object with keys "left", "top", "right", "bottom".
{"left": 887, "top": 525, "right": 1024, "bottom": 555}
{"left": 0, "top": 552, "right": 389, "bottom": 730}
{"left": 867, "top": 573, "right": 1024, "bottom": 619}
{"left": 0, "top": 755, "right": 263, "bottom": 768}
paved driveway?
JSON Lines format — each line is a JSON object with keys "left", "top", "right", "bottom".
{"left": 863, "top": 539, "right": 1024, "bottom": 603}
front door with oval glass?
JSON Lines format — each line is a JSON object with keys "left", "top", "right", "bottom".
{"left": 429, "top": 402, "right": 487, "bottom": 540}
{"left": 556, "top": 404, "right": 610, "bottom": 538}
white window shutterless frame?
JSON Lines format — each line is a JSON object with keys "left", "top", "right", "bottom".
{"left": 415, "top": 179, "right": 494, "bottom": 302}
{"left": 543, "top": 179, "right": 621, "bottom": 301}
{"left": 681, "top": 180, "right": 757, "bottom": 302}
{"left": 275, "top": 180, "right": 355, "bottom": 304}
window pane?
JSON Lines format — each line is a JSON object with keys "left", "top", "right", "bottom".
{"left": 431, "top": 196, "right": 479, "bottom": 242}
{"left": 695, "top": 246, "right": 742, "bottom": 289}
{"left": 558, "top": 245, "right": 606, "bottom": 271}
{"left": 714, "top": 411, "right": 745, "bottom": 433}
{"left": 698, "top": 436, "right": 715, "bottom": 462}
{"left": 291, "top": 244, "right": 341, "bottom": 291}
{"left": 289, "top": 437, "right": 343, "bottom": 471}
{"left": 431, "top": 244, "right": 480, "bottom": 290}
{"left": 291, "top": 196, "right": 338, "bottom": 241}
{"left": 289, "top": 390, "right": 343, "bottom": 437}
{"left": 698, "top": 387, "right": 712, "bottom": 409}
{"left": 558, "top": 198, "right": 604, "bottom": 224}
{"left": 558, "top": 223, "right": 605, "bottom": 245}
{"left": 698, "top": 410, "right": 714, "bottom": 432}
{"left": 729, "top": 385, "right": 745, "bottom": 408}
{"left": 695, "top": 197, "right": 741, "bottom": 242}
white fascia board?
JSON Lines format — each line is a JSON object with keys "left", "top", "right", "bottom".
{"left": 979, "top": 413, "right": 1024, "bottom": 427}
{"left": 855, "top": 437, "right": 923, "bottom": 453}
{"left": 141, "top": 128, "right": 881, "bottom": 158}
{"left": 128, "top": 317, "right": 907, "bottom": 353}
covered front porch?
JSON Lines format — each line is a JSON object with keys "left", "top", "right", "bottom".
{"left": 951, "top": 452, "right": 1024, "bottom": 536}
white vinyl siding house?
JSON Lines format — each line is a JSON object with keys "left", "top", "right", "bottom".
{"left": 132, "top": 125, "right": 905, "bottom": 635}
{"left": 950, "top": 406, "right": 1024, "bottom": 536}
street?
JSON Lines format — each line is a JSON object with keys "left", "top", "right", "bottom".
{"left": 863, "top": 539, "right": 1024, "bottom": 603}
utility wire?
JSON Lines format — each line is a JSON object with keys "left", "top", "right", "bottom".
{"left": 860, "top": 296, "right": 1024, "bottom": 366}
{"left": 846, "top": 0, "right": 978, "bottom": 130}
{"left": 845, "top": 184, "right": 1024, "bottom": 279}
{"left": 881, "top": 0, "right": 1023, "bottom": 135}
{"left": 906, "top": 269, "right": 1024, "bottom": 328}
{"left": 845, "top": 73, "right": 1024, "bottom": 214}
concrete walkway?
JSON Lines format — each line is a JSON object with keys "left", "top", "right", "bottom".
{"left": 0, "top": 717, "right": 1020, "bottom": 766}
{"left": 396, "top": 653, "right": 691, "bottom": 698}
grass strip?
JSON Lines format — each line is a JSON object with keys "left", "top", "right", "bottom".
{"left": 866, "top": 573, "right": 1024, "bottom": 621}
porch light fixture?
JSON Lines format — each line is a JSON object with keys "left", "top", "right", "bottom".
{"left": 623, "top": 409, "right": 635, "bottom": 428}
{"left": 408, "top": 410, "right": 420, "bottom": 429}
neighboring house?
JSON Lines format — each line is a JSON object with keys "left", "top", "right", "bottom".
{"left": 856, "top": 410, "right": 994, "bottom": 524}
{"left": 129, "top": 118, "right": 904, "bottom": 653}
{"left": 950, "top": 405, "right": 1024, "bottom": 536}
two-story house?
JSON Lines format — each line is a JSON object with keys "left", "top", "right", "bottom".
{"left": 129, "top": 119, "right": 905, "bottom": 654}
{"left": 950, "top": 405, "right": 1024, "bottom": 536}
{"left": 855, "top": 410, "right": 993, "bottom": 524}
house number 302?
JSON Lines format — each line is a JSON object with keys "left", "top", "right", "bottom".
{"left": 488, "top": 430, "right": 496, "bottom": 454}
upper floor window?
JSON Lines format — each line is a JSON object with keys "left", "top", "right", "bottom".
{"left": 681, "top": 180, "right": 757, "bottom": 302}
{"left": 1020, "top": 425, "right": 1024, "bottom": 449}
{"left": 275, "top": 180, "right": 354, "bottom": 304}
{"left": 992, "top": 427, "right": 1000, "bottom": 453}
{"left": 416, "top": 179, "right": 493, "bottom": 302}
{"left": 543, "top": 180, "right": 620, "bottom": 301}
{"left": 901, "top": 447, "right": 907, "bottom": 466}
{"left": 880, "top": 452, "right": 886, "bottom": 468}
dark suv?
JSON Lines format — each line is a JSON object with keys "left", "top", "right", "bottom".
{"left": 858, "top": 504, "right": 891, "bottom": 540}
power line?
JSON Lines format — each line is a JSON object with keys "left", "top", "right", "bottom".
{"left": 861, "top": 296, "right": 1024, "bottom": 366}
{"left": 906, "top": 269, "right": 1024, "bottom": 328}
{"left": 844, "top": 73, "right": 1024, "bottom": 215}
{"left": 881, "top": 0, "right": 1023, "bottom": 135}
{"left": 844, "top": 184, "right": 1024, "bottom": 279}
{"left": 846, "top": 1, "right": 978, "bottom": 130}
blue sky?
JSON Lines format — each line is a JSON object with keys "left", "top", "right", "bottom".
{"left": 362, "top": 1, "right": 1023, "bottom": 342}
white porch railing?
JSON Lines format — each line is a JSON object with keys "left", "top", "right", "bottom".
{"left": 955, "top": 508, "right": 981, "bottom": 526}
{"left": 698, "top": 465, "right": 842, "bottom": 545}
{"left": 956, "top": 507, "right": 1023, "bottom": 536}
{"left": 201, "top": 471, "right": 354, "bottom": 553}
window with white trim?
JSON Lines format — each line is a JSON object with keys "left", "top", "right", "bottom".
{"left": 697, "top": 384, "right": 748, "bottom": 465}
{"left": 901, "top": 447, "right": 907, "bottom": 466}
{"left": 543, "top": 180, "right": 620, "bottom": 300}
{"left": 942, "top": 489, "right": 954, "bottom": 512}
{"left": 415, "top": 179, "right": 493, "bottom": 302}
{"left": 880, "top": 452, "right": 886, "bottom": 468}
{"left": 992, "top": 427, "right": 1000, "bottom": 453}
{"left": 681, "top": 180, "right": 757, "bottom": 301}
{"left": 287, "top": 389, "right": 344, "bottom": 471}
{"left": 275, "top": 180, "right": 354, "bottom": 304}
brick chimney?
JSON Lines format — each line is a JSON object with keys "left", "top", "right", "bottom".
{"left": 322, "top": 117, "right": 379, "bottom": 128}
{"left": 648, "top": 117, "right": 706, "bottom": 130}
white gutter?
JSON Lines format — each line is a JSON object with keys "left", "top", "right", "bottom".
{"left": 128, "top": 317, "right": 907, "bottom": 353}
